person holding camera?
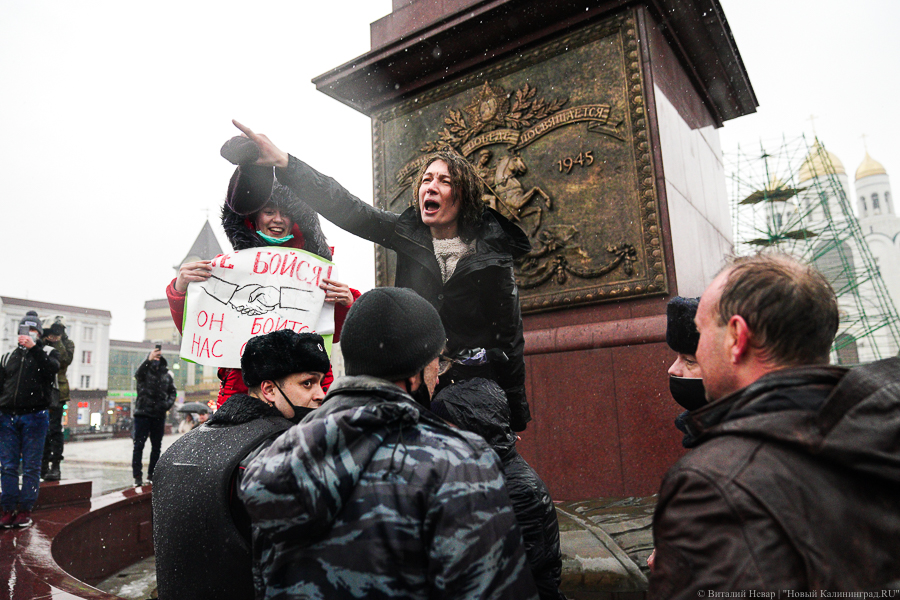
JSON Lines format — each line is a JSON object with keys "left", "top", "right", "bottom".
{"left": 0, "top": 311, "right": 60, "bottom": 528}
{"left": 132, "top": 345, "right": 176, "bottom": 487}
{"left": 40, "top": 316, "right": 74, "bottom": 482}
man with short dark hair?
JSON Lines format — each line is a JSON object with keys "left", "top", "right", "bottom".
{"left": 0, "top": 311, "right": 59, "bottom": 528}
{"left": 153, "top": 329, "right": 329, "bottom": 600}
{"left": 240, "top": 287, "right": 538, "bottom": 599}
{"left": 649, "top": 253, "right": 900, "bottom": 597}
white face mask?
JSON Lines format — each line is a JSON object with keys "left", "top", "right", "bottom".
{"left": 28, "top": 332, "right": 39, "bottom": 343}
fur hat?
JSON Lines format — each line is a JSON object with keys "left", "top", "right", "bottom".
{"left": 341, "top": 288, "right": 446, "bottom": 381}
{"left": 241, "top": 330, "right": 330, "bottom": 388}
{"left": 666, "top": 297, "right": 700, "bottom": 355}
{"left": 19, "top": 310, "right": 43, "bottom": 336}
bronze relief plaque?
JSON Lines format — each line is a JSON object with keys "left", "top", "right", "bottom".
{"left": 372, "top": 9, "right": 667, "bottom": 312}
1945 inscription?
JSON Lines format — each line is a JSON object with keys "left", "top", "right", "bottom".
{"left": 372, "top": 9, "right": 667, "bottom": 312}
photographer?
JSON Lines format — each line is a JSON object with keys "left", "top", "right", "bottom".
{"left": 132, "top": 346, "right": 176, "bottom": 487}
{"left": 0, "top": 311, "right": 60, "bottom": 528}
{"left": 41, "top": 316, "right": 74, "bottom": 482}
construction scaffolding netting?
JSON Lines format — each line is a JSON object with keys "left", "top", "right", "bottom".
{"left": 728, "top": 135, "right": 900, "bottom": 365}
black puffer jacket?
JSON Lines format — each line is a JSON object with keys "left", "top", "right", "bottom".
{"left": 0, "top": 341, "right": 60, "bottom": 413}
{"left": 134, "top": 357, "right": 176, "bottom": 419}
{"left": 275, "top": 156, "right": 533, "bottom": 430}
{"left": 432, "top": 378, "right": 565, "bottom": 600}
{"left": 650, "top": 359, "right": 900, "bottom": 598}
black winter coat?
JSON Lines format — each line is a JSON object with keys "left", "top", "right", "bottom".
{"left": 134, "top": 357, "right": 176, "bottom": 419}
{"left": 276, "top": 155, "right": 533, "bottom": 430}
{"left": 431, "top": 378, "right": 565, "bottom": 600}
{"left": 153, "top": 393, "right": 292, "bottom": 600}
{"left": 0, "top": 341, "right": 60, "bottom": 413}
{"left": 650, "top": 360, "right": 900, "bottom": 598}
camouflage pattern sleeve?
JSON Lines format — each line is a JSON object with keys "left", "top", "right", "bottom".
{"left": 424, "top": 434, "right": 539, "bottom": 600}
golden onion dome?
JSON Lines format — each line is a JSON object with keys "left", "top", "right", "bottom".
{"left": 798, "top": 142, "right": 846, "bottom": 182}
{"left": 855, "top": 152, "right": 887, "bottom": 180}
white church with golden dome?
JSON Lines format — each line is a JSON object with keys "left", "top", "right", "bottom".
{"left": 796, "top": 143, "right": 900, "bottom": 362}
{"left": 732, "top": 137, "right": 900, "bottom": 364}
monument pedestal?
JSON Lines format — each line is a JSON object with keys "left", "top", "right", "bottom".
{"left": 316, "top": 0, "right": 755, "bottom": 499}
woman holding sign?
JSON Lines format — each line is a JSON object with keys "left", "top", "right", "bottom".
{"left": 228, "top": 120, "right": 532, "bottom": 431}
{"left": 166, "top": 153, "right": 360, "bottom": 408}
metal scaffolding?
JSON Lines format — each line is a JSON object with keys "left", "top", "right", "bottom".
{"left": 728, "top": 135, "right": 900, "bottom": 365}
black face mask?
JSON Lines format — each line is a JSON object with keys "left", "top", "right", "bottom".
{"left": 274, "top": 381, "right": 318, "bottom": 424}
{"left": 668, "top": 376, "right": 707, "bottom": 411}
{"left": 287, "top": 405, "right": 316, "bottom": 424}
{"left": 405, "top": 369, "right": 432, "bottom": 409}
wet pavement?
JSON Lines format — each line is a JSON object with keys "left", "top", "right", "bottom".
{"left": 1, "top": 434, "right": 655, "bottom": 599}
{"left": 59, "top": 433, "right": 184, "bottom": 496}
{"left": 95, "top": 556, "right": 157, "bottom": 600}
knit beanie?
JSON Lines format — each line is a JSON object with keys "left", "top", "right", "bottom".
{"left": 19, "top": 310, "right": 43, "bottom": 336}
{"left": 341, "top": 288, "right": 446, "bottom": 381}
{"left": 221, "top": 136, "right": 274, "bottom": 216}
{"left": 241, "top": 330, "right": 330, "bottom": 388}
{"left": 666, "top": 297, "right": 700, "bottom": 355}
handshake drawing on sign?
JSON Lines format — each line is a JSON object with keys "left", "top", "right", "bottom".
{"left": 202, "top": 276, "right": 313, "bottom": 316}
{"left": 230, "top": 284, "right": 280, "bottom": 316}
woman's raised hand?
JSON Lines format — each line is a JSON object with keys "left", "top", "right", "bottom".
{"left": 232, "top": 120, "right": 290, "bottom": 169}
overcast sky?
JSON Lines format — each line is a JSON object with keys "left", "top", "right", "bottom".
{"left": 1, "top": 1, "right": 897, "bottom": 341}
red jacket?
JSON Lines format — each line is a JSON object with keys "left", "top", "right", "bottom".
{"left": 166, "top": 272, "right": 359, "bottom": 409}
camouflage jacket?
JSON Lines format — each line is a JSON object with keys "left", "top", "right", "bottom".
{"left": 239, "top": 375, "right": 539, "bottom": 600}
{"left": 44, "top": 335, "right": 74, "bottom": 401}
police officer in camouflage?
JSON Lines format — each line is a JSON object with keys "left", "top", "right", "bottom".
{"left": 240, "top": 287, "right": 539, "bottom": 600}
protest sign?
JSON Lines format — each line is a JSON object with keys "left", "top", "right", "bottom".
{"left": 180, "top": 247, "right": 335, "bottom": 368}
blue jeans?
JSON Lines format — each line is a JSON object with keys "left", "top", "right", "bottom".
{"left": 132, "top": 415, "right": 165, "bottom": 481}
{"left": 0, "top": 410, "right": 50, "bottom": 511}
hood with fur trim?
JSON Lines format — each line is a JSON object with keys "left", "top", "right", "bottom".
{"left": 221, "top": 180, "right": 332, "bottom": 260}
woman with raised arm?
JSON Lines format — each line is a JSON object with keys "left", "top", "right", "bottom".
{"left": 230, "top": 120, "right": 533, "bottom": 430}
{"left": 166, "top": 142, "right": 359, "bottom": 408}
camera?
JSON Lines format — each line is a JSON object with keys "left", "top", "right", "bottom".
{"left": 155, "top": 344, "right": 162, "bottom": 351}
{"left": 18, "top": 324, "right": 31, "bottom": 336}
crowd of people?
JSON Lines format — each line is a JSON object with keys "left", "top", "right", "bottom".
{"left": 3, "top": 120, "right": 899, "bottom": 598}
{"left": 151, "top": 123, "right": 899, "bottom": 598}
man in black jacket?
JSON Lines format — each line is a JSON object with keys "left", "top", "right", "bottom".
{"left": 132, "top": 347, "right": 176, "bottom": 486}
{"left": 650, "top": 253, "right": 900, "bottom": 597}
{"left": 153, "top": 330, "right": 329, "bottom": 600}
{"left": 0, "top": 311, "right": 59, "bottom": 528}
